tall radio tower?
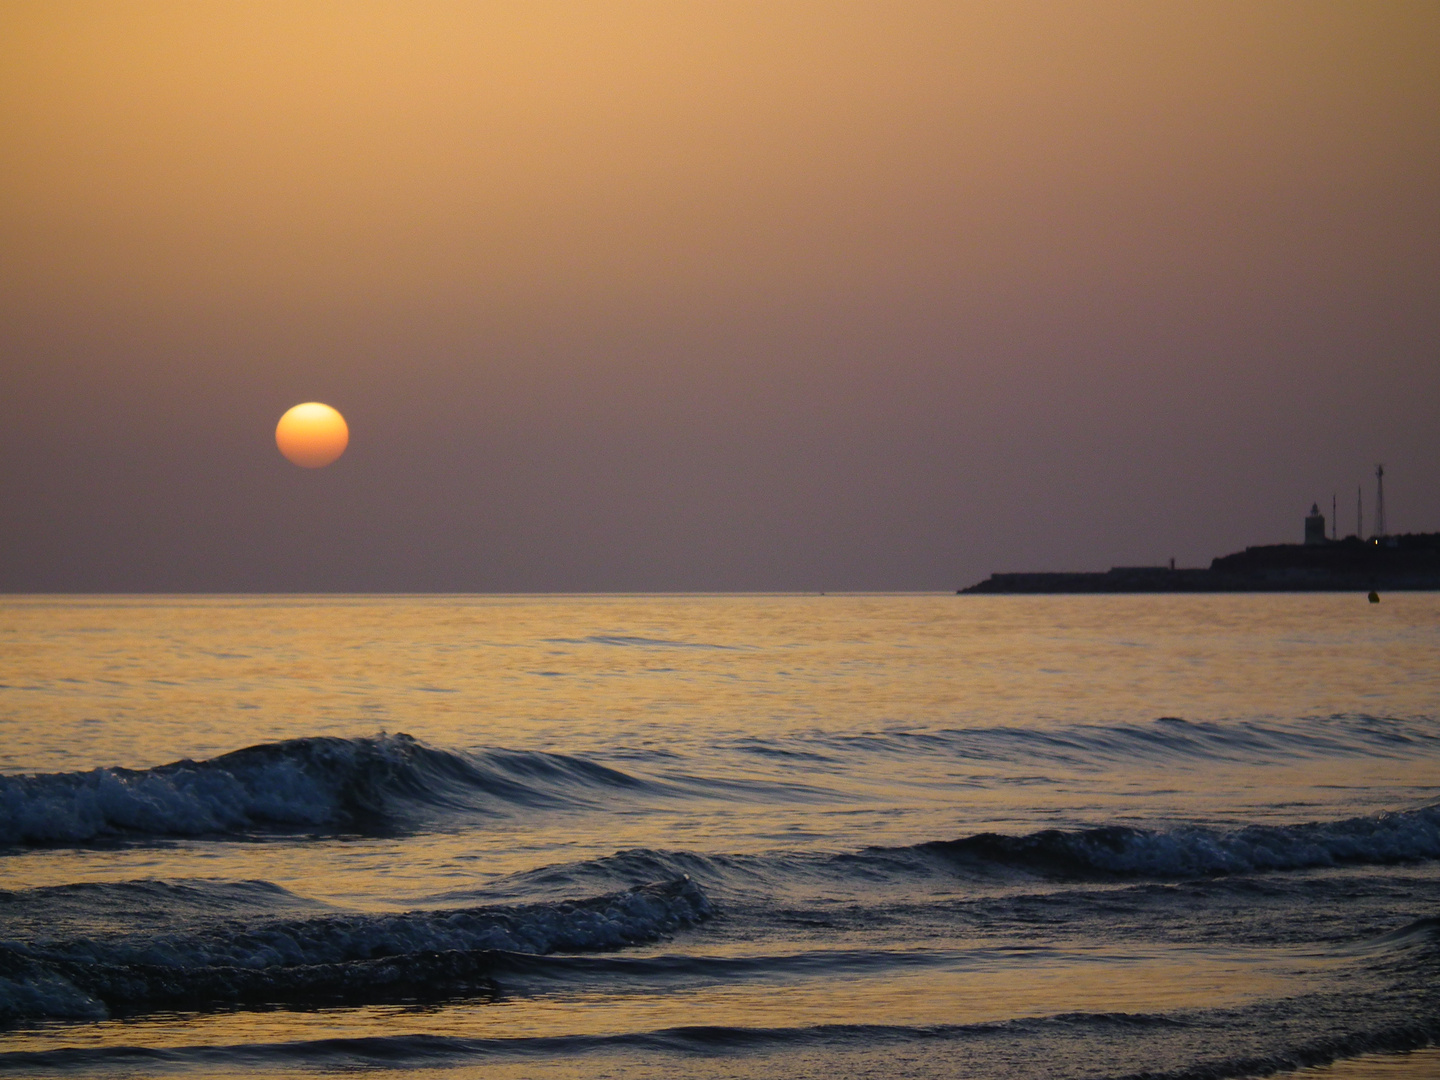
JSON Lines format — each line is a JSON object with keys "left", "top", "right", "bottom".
{"left": 1374, "top": 464, "right": 1386, "bottom": 537}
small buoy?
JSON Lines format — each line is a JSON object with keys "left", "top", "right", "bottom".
{"left": 1368, "top": 590, "right": 1380, "bottom": 603}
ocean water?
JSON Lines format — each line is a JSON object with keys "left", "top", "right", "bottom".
{"left": 1, "top": 593, "right": 1438, "bottom": 1079}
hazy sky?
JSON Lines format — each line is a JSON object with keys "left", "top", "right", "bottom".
{"left": 3, "top": 1, "right": 1437, "bottom": 591}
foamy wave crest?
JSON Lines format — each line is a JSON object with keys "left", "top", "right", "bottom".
{"left": 0, "top": 877, "right": 712, "bottom": 1022}
{"left": 0, "top": 734, "right": 650, "bottom": 845}
{"left": 912, "top": 804, "right": 1440, "bottom": 879}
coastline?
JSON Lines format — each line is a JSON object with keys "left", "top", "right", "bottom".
{"left": 961, "top": 531, "right": 1440, "bottom": 594}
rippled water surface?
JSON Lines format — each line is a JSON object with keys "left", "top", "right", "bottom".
{"left": 2, "top": 594, "right": 1438, "bottom": 1078}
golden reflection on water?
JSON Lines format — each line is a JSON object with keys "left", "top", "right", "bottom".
{"left": 2, "top": 594, "right": 1436, "bottom": 1078}
{"left": 4, "top": 593, "right": 1438, "bottom": 776}
{"left": 1, "top": 942, "right": 1324, "bottom": 1056}
{"left": 2, "top": 593, "right": 1438, "bottom": 901}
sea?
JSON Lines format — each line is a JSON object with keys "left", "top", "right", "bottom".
{"left": 1, "top": 593, "right": 1438, "bottom": 1080}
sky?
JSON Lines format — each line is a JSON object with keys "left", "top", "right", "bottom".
{"left": 2, "top": 1, "right": 1437, "bottom": 592}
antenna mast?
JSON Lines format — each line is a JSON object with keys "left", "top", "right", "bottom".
{"left": 1374, "top": 464, "right": 1386, "bottom": 537}
{"left": 1331, "top": 493, "right": 1336, "bottom": 540}
{"left": 1357, "top": 486, "right": 1363, "bottom": 539}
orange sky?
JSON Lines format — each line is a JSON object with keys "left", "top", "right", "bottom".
{"left": 2, "top": 1, "right": 1437, "bottom": 590}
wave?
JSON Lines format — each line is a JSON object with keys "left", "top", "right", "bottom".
{"left": 1, "top": 1014, "right": 1434, "bottom": 1078}
{"left": 0, "top": 1015, "right": 1189, "bottom": 1071}
{"left": 808, "top": 714, "right": 1440, "bottom": 768}
{"left": 0, "top": 734, "right": 655, "bottom": 845}
{"left": 462, "top": 806, "right": 1440, "bottom": 904}
{"left": 1342, "top": 915, "right": 1440, "bottom": 954}
{"left": 0, "top": 877, "right": 712, "bottom": 1023}
{"left": 906, "top": 804, "right": 1440, "bottom": 879}
{"left": 0, "top": 878, "right": 325, "bottom": 940}
{"left": 8, "top": 717, "right": 1431, "bottom": 848}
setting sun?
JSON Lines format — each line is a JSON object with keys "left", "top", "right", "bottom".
{"left": 275, "top": 402, "right": 349, "bottom": 468}
{"left": 5, "top": 5, "right": 1439, "bottom": 1076}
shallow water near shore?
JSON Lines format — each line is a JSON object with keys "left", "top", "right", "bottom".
{"left": 2, "top": 593, "right": 1437, "bottom": 1077}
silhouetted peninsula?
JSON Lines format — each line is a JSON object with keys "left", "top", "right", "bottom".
{"left": 961, "top": 510, "right": 1440, "bottom": 594}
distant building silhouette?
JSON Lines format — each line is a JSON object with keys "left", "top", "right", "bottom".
{"left": 961, "top": 490, "right": 1440, "bottom": 594}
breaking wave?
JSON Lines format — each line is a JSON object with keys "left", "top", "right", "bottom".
{"left": 0, "top": 734, "right": 653, "bottom": 845}
{"left": 0, "top": 877, "right": 712, "bottom": 1022}
{"left": 470, "top": 805, "right": 1440, "bottom": 901}
{"left": 8, "top": 718, "right": 1434, "bottom": 848}
{"left": 906, "top": 804, "right": 1440, "bottom": 879}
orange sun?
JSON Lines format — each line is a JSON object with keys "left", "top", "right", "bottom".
{"left": 275, "top": 402, "right": 349, "bottom": 468}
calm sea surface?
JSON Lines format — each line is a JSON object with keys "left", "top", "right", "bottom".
{"left": 1, "top": 594, "right": 1438, "bottom": 1078}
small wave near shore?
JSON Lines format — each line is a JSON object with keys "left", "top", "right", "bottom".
{"left": 0, "top": 734, "right": 656, "bottom": 845}
{"left": 0, "top": 877, "right": 712, "bottom": 1023}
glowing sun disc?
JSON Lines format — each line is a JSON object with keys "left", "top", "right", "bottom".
{"left": 276, "top": 402, "right": 349, "bottom": 468}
